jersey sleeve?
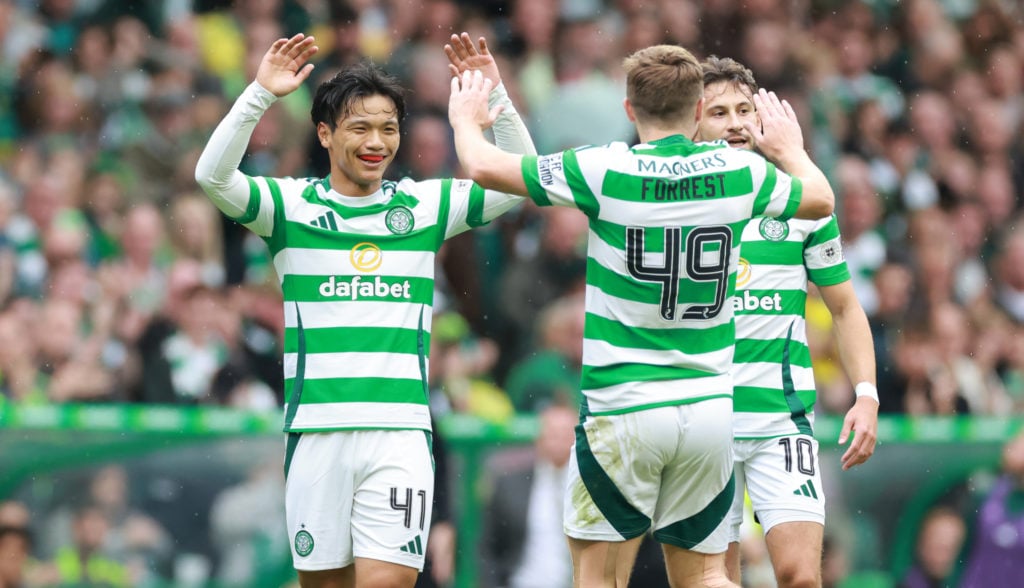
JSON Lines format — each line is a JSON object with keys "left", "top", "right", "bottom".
{"left": 489, "top": 83, "right": 536, "bottom": 158}
{"left": 520, "top": 144, "right": 621, "bottom": 218}
{"left": 194, "top": 82, "right": 278, "bottom": 237}
{"left": 804, "top": 214, "right": 851, "bottom": 286}
{"left": 750, "top": 157, "right": 803, "bottom": 222}
{"left": 444, "top": 179, "right": 522, "bottom": 238}
{"left": 443, "top": 84, "right": 536, "bottom": 240}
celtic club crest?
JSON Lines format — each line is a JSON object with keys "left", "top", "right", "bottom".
{"left": 294, "top": 530, "right": 314, "bottom": 557}
{"left": 758, "top": 217, "right": 789, "bottom": 241}
{"left": 385, "top": 206, "right": 414, "bottom": 235}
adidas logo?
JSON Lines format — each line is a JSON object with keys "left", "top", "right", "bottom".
{"left": 793, "top": 480, "right": 818, "bottom": 499}
{"left": 311, "top": 211, "right": 338, "bottom": 231}
{"left": 400, "top": 535, "right": 424, "bottom": 556}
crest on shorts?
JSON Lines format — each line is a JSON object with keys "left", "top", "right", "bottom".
{"left": 294, "top": 529, "right": 314, "bottom": 557}
{"left": 758, "top": 217, "right": 789, "bottom": 241}
{"left": 385, "top": 206, "right": 414, "bottom": 235}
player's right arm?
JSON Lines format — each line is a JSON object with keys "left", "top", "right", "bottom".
{"left": 443, "top": 34, "right": 537, "bottom": 238}
{"left": 194, "top": 34, "right": 318, "bottom": 237}
{"left": 745, "top": 88, "right": 834, "bottom": 220}
{"left": 449, "top": 70, "right": 530, "bottom": 197}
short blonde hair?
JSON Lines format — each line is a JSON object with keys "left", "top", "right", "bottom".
{"left": 623, "top": 45, "right": 704, "bottom": 123}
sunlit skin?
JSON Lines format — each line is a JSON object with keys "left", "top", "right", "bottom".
{"left": 697, "top": 80, "right": 758, "bottom": 149}
{"left": 317, "top": 94, "right": 400, "bottom": 197}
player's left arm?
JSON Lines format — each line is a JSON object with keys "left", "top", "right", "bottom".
{"left": 818, "top": 279, "right": 878, "bottom": 471}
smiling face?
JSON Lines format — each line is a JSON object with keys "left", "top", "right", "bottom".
{"left": 698, "top": 80, "right": 758, "bottom": 150}
{"left": 318, "top": 94, "right": 400, "bottom": 196}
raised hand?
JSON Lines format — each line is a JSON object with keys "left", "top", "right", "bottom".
{"left": 448, "top": 69, "right": 502, "bottom": 131}
{"left": 444, "top": 33, "right": 502, "bottom": 89}
{"left": 743, "top": 88, "right": 805, "bottom": 166}
{"left": 255, "top": 33, "right": 319, "bottom": 98}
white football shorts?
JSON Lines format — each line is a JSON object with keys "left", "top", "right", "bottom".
{"left": 564, "top": 398, "right": 734, "bottom": 554}
{"left": 284, "top": 429, "right": 434, "bottom": 571}
{"left": 726, "top": 434, "right": 825, "bottom": 543}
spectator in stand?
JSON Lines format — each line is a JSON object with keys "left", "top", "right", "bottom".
{"left": 34, "top": 297, "right": 115, "bottom": 402}
{"left": 167, "top": 192, "right": 226, "bottom": 287}
{"left": 529, "top": 13, "right": 634, "bottom": 153}
{"left": 891, "top": 323, "right": 970, "bottom": 415}
{"left": 501, "top": 0, "right": 560, "bottom": 115}
{"left": 929, "top": 302, "right": 1010, "bottom": 415}
{"left": 479, "top": 403, "right": 577, "bottom": 588}
{"left": 998, "top": 323, "right": 1024, "bottom": 410}
{"left": 102, "top": 202, "right": 169, "bottom": 314}
{"left": 994, "top": 226, "right": 1024, "bottom": 324}
{"left": 503, "top": 292, "right": 584, "bottom": 413}
{"left": 0, "top": 523, "right": 33, "bottom": 587}
{"left": 128, "top": 257, "right": 202, "bottom": 403}
{"left": 41, "top": 503, "right": 131, "bottom": 587}
{"left": 811, "top": 25, "right": 905, "bottom": 158}
{"left": 78, "top": 167, "right": 128, "bottom": 266}
{"left": 497, "top": 206, "right": 587, "bottom": 367}
{"left": 961, "top": 429, "right": 1024, "bottom": 585}
{"left": 428, "top": 311, "right": 509, "bottom": 422}
{"left": 156, "top": 284, "right": 238, "bottom": 404}
{"left": 0, "top": 307, "right": 44, "bottom": 404}
{"left": 900, "top": 505, "right": 967, "bottom": 588}
{"left": 906, "top": 208, "right": 958, "bottom": 310}
{"left": 870, "top": 261, "right": 917, "bottom": 414}
{"left": 42, "top": 465, "right": 172, "bottom": 586}
{"left": 316, "top": 2, "right": 361, "bottom": 72}
{"left": 209, "top": 458, "right": 287, "bottom": 587}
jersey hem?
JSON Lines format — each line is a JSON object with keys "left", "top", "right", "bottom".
{"left": 283, "top": 425, "right": 432, "bottom": 433}
{"left": 732, "top": 431, "right": 814, "bottom": 441}
{"left": 587, "top": 394, "right": 732, "bottom": 417}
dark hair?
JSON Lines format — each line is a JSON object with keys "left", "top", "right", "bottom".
{"left": 0, "top": 525, "right": 33, "bottom": 548}
{"left": 701, "top": 55, "right": 759, "bottom": 94}
{"left": 311, "top": 61, "right": 407, "bottom": 130}
{"left": 329, "top": 1, "right": 358, "bottom": 25}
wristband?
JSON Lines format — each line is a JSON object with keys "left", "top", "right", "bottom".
{"left": 854, "top": 382, "right": 879, "bottom": 403}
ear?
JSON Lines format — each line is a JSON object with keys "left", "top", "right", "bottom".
{"left": 317, "top": 121, "right": 332, "bottom": 148}
{"left": 693, "top": 97, "right": 704, "bottom": 125}
{"left": 623, "top": 98, "right": 637, "bottom": 123}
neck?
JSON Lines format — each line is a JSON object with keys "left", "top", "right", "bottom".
{"left": 331, "top": 174, "right": 380, "bottom": 198}
{"left": 635, "top": 122, "right": 696, "bottom": 144}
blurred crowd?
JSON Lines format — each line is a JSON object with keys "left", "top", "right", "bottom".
{"left": 0, "top": 0, "right": 1022, "bottom": 420}
{"left": 1, "top": 0, "right": 1024, "bottom": 585}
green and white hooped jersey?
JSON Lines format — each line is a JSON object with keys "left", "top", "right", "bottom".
{"left": 732, "top": 215, "right": 850, "bottom": 438}
{"left": 521, "top": 136, "right": 803, "bottom": 415}
{"left": 235, "top": 175, "right": 507, "bottom": 433}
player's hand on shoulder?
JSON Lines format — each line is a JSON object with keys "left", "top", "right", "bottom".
{"left": 445, "top": 32, "right": 502, "bottom": 90}
{"left": 256, "top": 33, "right": 319, "bottom": 98}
